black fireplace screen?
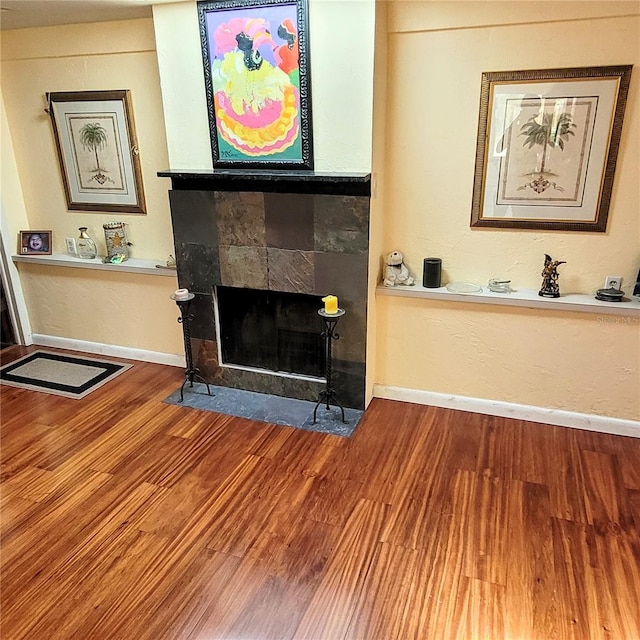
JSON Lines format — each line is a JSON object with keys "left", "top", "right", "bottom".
{"left": 216, "top": 287, "right": 325, "bottom": 378}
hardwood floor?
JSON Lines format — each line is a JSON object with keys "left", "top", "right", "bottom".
{"left": 1, "top": 345, "right": 639, "bottom": 639}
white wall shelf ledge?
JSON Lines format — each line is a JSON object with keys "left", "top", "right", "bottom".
{"left": 377, "top": 284, "right": 640, "bottom": 317}
{"left": 12, "top": 253, "right": 177, "bottom": 277}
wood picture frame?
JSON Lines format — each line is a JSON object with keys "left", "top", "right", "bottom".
{"left": 19, "top": 230, "right": 52, "bottom": 255}
{"left": 48, "top": 90, "right": 146, "bottom": 214}
{"left": 197, "top": 0, "right": 314, "bottom": 170}
{"left": 470, "top": 65, "right": 632, "bottom": 232}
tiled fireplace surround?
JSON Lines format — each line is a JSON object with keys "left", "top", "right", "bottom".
{"left": 162, "top": 171, "right": 371, "bottom": 410}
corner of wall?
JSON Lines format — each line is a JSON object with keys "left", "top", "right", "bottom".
{"left": 366, "top": 0, "right": 389, "bottom": 406}
{"left": 0, "top": 88, "right": 33, "bottom": 343}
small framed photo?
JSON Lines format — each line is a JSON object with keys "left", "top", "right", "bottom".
{"left": 19, "top": 230, "right": 52, "bottom": 255}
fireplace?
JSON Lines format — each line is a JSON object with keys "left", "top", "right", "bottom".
{"left": 161, "top": 169, "right": 371, "bottom": 410}
{"left": 215, "top": 286, "right": 325, "bottom": 379}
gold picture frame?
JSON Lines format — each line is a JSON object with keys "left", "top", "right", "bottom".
{"left": 48, "top": 90, "right": 146, "bottom": 214}
{"left": 470, "top": 65, "right": 632, "bottom": 232}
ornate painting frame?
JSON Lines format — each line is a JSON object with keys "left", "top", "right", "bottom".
{"left": 48, "top": 90, "right": 146, "bottom": 214}
{"left": 470, "top": 65, "right": 632, "bottom": 232}
{"left": 197, "top": 0, "right": 314, "bottom": 170}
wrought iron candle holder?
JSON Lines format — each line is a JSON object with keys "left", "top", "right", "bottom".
{"left": 171, "top": 292, "right": 211, "bottom": 402}
{"left": 313, "top": 308, "right": 347, "bottom": 424}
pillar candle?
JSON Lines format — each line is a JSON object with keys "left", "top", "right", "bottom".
{"left": 322, "top": 295, "right": 338, "bottom": 314}
{"left": 174, "top": 288, "right": 190, "bottom": 300}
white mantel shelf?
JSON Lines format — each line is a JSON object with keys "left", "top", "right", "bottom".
{"left": 377, "top": 284, "right": 640, "bottom": 317}
{"left": 12, "top": 253, "right": 177, "bottom": 277}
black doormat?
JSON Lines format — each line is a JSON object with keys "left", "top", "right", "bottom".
{"left": 163, "top": 383, "right": 363, "bottom": 437}
{"left": 0, "top": 350, "right": 131, "bottom": 399}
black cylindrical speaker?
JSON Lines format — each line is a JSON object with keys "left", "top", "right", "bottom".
{"left": 423, "top": 258, "right": 442, "bottom": 288}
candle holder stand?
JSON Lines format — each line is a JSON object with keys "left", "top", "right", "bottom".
{"left": 313, "top": 308, "right": 347, "bottom": 424}
{"left": 171, "top": 293, "right": 212, "bottom": 402}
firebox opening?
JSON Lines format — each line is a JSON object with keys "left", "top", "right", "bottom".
{"left": 214, "top": 286, "right": 326, "bottom": 380}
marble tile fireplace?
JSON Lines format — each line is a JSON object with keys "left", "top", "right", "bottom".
{"left": 161, "top": 170, "right": 371, "bottom": 410}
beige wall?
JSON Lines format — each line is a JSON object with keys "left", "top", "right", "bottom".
{"left": 367, "top": 0, "right": 389, "bottom": 402}
{"left": 374, "top": 2, "right": 640, "bottom": 420}
{"left": 2, "top": 1, "right": 638, "bottom": 421}
{"left": 1, "top": 19, "right": 175, "bottom": 259}
{"left": 0, "top": 0, "right": 378, "bottom": 361}
{"left": 0, "top": 18, "right": 183, "bottom": 356}
{"left": 153, "top": 0, "right": 376, "bottom": 172}
{"left": 17, "top": 264, "right": 181, "bottom": 353}
{"left": 1, "top": 88, "right": 33, "bottom": 342}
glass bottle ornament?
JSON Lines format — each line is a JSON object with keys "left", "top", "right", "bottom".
{"left": 76, "top": 227, "right": 97, "bottom": 259}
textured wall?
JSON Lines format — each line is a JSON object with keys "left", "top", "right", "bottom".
{"left": 376, "top": 296, "right": 640, "bottom": 420}
{"left": 373, "top": 3, "right": 640, "bottom": 420}
{"left": 1, "top": 19, "right": 182, "bottom": 357}
{"left": 382, "top": 7, "right": 639, "bottom": 292}
{"left": 152, "top": 0, "right": 376, "bottom": 172}
{"left": 1, "top": 19, "right": 175, "bottom": 260}
{"left": 17, "top": 264, "right": 182, "bottom": 354}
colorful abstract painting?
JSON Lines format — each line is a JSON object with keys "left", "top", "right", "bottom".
{"left": 198, "top": 0, "right": 313, "bottom": 169}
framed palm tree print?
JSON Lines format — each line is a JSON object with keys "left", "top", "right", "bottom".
{"left": 198, "top": 0, "right": 314, "bottom": 170}
{"left": 470, "top": 66, "right": 632, "bottom": 232}
{"left": 48, "top": 90, "right": 146, "bottom": 214}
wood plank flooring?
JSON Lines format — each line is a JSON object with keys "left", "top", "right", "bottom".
{"left": 1, "top": 345, "right": 639, "bottom": 639}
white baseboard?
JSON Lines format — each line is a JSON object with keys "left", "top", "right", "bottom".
{"left": 373, "top": 384, "right": 640, "bottom": 439}
{"left": 32, "top": 334, "right": 185, "bottom": 368}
